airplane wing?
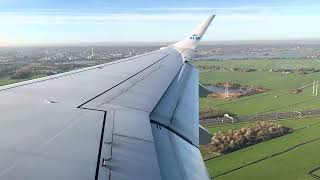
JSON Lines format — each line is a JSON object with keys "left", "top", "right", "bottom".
{"left": 0, "top": 15, "right": 215, "bottom": 180}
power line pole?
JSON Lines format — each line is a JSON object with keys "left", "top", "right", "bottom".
{"left": 225, "top": 82, "right": 229, "bottom": 98}
{"left": 227, "top": 82, "right": 229, "bottom": 98}
{"left": 316, "top": 81, "right": 319, "bottom": 96}
{"left": 313, "top": 81, "right": 316, "bottom": 95}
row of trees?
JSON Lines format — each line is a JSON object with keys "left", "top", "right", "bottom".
{"left": 199, "top": 108, "right": 227, "bottom": 119}
{"left": 197, "top": 64, "right": 257, "bottom": 72}
{"left": 207, "top": 121, "right": 293, "bottom": 154}
{"left": 9, "top": 63, "right": 87, "bottom": 79}
{"left": 271, "top": 68, "right": 320, "bottom": 75}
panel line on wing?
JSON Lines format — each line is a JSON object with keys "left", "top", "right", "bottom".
{"left": 150, "top": 120, "right": 196, "bottom": 147}
{"left": 113, "top": 134, "right": 153, "bottom": 143}
{"left": 93, "top": 60, "right": 165, "bottom": 111}
{"left": 78, "top": 54, "right": 170, "bottom": 109}
{"left": 95, "top": 111, "right": 108, "bottom": 180}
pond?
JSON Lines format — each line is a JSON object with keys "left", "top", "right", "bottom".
{"left": 205, "top": 85, "right": 250, "bottom": 93}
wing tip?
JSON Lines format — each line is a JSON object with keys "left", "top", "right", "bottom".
{"left": 172, "top": 14, "right": 215, "bottom": 50}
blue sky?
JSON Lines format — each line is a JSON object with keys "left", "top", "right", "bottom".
{"left": 1, "top": 0, "right": 320, "bottom": 45}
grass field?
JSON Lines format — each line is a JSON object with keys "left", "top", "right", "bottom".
{"left": 196, "top": 59, "right": 320, "bottom": 116}
{"left": 200, "top": 86, "right": 320, "bottom": 116}
{"left": 199, "top": 71, "right": 318, "bottom": 90}
{"left": 0, "top": 77, "right": 22, "bottom": 86}
{"left": 194, "top": 58, "right": 320, "bottom": 71}
{"left": 197, "top": 58, "right": 320, "bottom": 179}
{"left": 204, "top": 117, "right": 320, "bottom": 180}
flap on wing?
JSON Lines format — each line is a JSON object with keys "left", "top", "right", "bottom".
{"left": 151, "top": 124, "right": 210, "bottom": 180}
{"left": 199, "top": 125, "right": 213, "bottom": 145}
{"left": 199, "top": 83, "right": 211, "bottom": 97}
{"left": 150, "top": 63, "right": 199, "bottom": 146}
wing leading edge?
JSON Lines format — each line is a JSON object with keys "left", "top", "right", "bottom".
{"left": 0, "top": 15, "right": 215, "bottom": 180}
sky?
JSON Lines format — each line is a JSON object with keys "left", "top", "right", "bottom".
{"left": 1, "top": 0, "right": 320, "bottom": 45}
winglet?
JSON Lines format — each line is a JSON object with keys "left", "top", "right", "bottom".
{"left": 173, "top": 15, "right": 215, "bottom": 50}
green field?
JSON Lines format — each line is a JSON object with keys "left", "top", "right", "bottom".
{"left": 204, "top": 117, "right": 320, "bottom": 180}
{"left": 200, "top": 86, "right": 320, "bottom": 116}
{"left": 0, "top": 77, "right": 22, "bottom": 86}
{"left": 198, "top": 58, "right": 320, "bottom": 179}
{"left": 196, "top": 59, "right": 320, "bottom": 116}
{"left": 194, "top": 58, "right": 320, "bottom": 71}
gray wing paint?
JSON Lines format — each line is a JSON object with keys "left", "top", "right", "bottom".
{"left": 0, "top": 15, "right": 214, "bottom": 180}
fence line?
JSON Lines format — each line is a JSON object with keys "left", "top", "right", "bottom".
{"left": 211, "top": 137, "right": 320, "bottom": 179}
{"left": 200, "top": 109, "right": 320, "bottom": 125}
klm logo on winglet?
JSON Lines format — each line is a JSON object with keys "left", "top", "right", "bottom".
{"left": 172, "top": 15, "right": 214, "bottom": 50}
{"left": 189, "top": 34, "right": 201, "bottom": 40}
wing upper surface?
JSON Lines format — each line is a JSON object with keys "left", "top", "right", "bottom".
{"left": 0, "top": 48, "right": 185, "bottom": 180}
{"left": 0, "top": 14, "right": 215, "bottom": 180}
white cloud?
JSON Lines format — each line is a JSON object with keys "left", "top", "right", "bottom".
{"left": 1, "top": 6, "right": 320, "bottom": 43}
{"left": 0, "top": 13, "right": 209, "bottom": 24}
{"left": 1, "top": 4, "right": 318, "bottom": 25}
{"left": 1, "top": 12, "right": 317, "bottom": 25}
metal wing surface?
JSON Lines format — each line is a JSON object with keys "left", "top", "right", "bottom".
{"left": 0, "top": 15, "right": 215, "bottom": 180}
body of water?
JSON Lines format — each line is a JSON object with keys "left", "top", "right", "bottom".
{"left": 205, "top": 85, "right": 250, "bottom": 93}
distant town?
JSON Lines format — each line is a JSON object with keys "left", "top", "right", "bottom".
{"left": 0, "top": 46, "right": 160, "bottom": 80}
{"left": 1, "top": 42, "right": 320, "bottom": 81}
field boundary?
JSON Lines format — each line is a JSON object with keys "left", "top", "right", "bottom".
{"left": 211, "top": 137, "right": 320, "bottom": 179}
{"left": 201, "top": 110, "right": 320, "bottom": 126}
{"left": 204, "top": 115, "right": 320, "bottom": 132}
{"left": 309, "top": 166, "right": 320, "bottom": 179}
{"left": 204, "top": 115, "right": 318, "bottom": 128}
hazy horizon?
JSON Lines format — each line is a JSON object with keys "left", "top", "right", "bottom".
{"left": 1, "top": 0, "right": 320, "bottom": 46}
{"left": 2, "top": 39, "right": 320, "bottom": 48}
